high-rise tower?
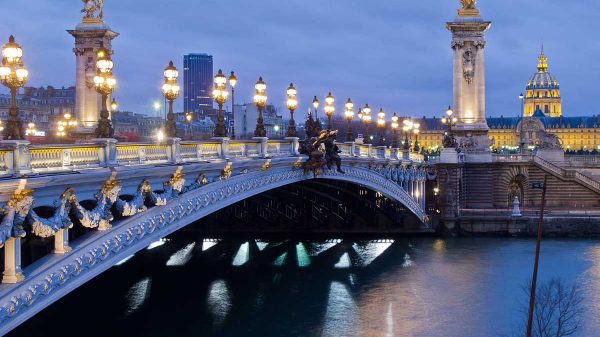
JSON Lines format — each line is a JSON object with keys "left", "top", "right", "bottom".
{"left": 67, "top": 1, "right": 118, "bottom": 133}
{"left": 183, "top": 54, "right": 213, "bottom": 115}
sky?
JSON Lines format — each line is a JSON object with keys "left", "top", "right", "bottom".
{"left": 1, "top": 0, "right": 599, "bottom": 119}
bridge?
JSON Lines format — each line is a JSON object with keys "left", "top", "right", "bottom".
{"left": 0, "top": 136, "right": 429, "bottom": 335}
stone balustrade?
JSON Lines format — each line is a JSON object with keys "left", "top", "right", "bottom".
{"left": 0, "top": 138, "right": 423, "bottom": 177}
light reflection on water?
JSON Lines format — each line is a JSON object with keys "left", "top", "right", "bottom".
{"left": 9, "top": 238, "right": 600, "bottom": 337}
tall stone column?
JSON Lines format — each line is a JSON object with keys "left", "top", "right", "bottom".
{"left": 446, "top": 1, "right": 492, "bottom": 160}
{"left": 67, "top": 16, "right": 118, "bottom": 135}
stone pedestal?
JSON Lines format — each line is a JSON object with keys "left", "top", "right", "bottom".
{"left": 440, "top": 147, "right": 459, "bottom": 163}
{"left": 285, "top": 137, "right": 301, "bottom": 156}
{"left": 167, "top": 137, "right": 182, "bottom": 164}
{"left": 1, "top": 140, "right": 31, "bottom": 176}
{"left": 212, "top": 137, "right": 230, "bottom": 159}
{"left": 67, "top": 20, "right": 119, "bottom": 133}
{"left": 2, "top": 237, "right": 24, "bottom": 284}
{"left": 252, "top": 137, "right": 269, "bottom": 158}
{"left": 53, "top": 229, "right": 71, "bottom": 254}
{"left": 92, "top": 138, "right": 118, "bottom": 167}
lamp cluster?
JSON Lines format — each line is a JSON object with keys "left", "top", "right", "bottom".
{"left": 162, "top": 61, "right": 180, "bottom": 138}
{"left": 56, "top": 113, "right": 77, "bottom": 138}
{"left": 93, "top": 48, "right": 116, "bottom": 138}
{"left": 0, "top": 36, "right": 28, "bottom": 140}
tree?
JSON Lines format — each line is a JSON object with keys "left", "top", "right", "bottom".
{"left": 514, "top": 278, "right": 584, "bottom": 337}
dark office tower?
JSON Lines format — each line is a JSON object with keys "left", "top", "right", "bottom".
{"left": 183, "top": 54, "right": 213, "bottom": 114}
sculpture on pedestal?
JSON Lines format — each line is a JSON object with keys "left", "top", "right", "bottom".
{"left": 81, "top": 0, "right": 104, "bottom": 20}
{"left": 460, "top": 0, "right": 477, "bottom": 9}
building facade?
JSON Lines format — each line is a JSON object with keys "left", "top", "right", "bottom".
{"left": 417, "top": 50, "right": 600, "bottom": 153}
{"left": 183, "top": 54, "right": 213, "bottom": 115}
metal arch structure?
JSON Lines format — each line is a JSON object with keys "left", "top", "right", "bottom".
{"left": 0, "top": 160, "right": 427, "bottom": 335}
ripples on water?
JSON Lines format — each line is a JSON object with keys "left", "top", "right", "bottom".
{"left": 9, "top": 237, "right": 600, "bottom": 337}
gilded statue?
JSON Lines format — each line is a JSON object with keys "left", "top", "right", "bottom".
{"left": 81, "top": 0, "right": 104, "bottom": 20}
{"left": 460, "top": 0, "right": 477, "bottom": 9}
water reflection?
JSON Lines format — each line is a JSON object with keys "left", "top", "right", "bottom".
{"left": 9, "top": 237, "right": 600, "bottom": 337}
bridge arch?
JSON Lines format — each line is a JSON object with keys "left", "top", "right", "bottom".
{"left": 0, "top": 165, "right": 425, "bottom": 334}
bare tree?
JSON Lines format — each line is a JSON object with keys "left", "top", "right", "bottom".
{"left": 512, "top": 278, "right": 584, "bottom": 337}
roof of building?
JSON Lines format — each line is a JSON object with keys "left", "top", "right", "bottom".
{"left": 526, "top": 47, "right": 560, "bottom": 91}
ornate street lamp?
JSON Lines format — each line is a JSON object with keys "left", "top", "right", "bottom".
{"left": 253, "top": 77, "right": 267, "bottom": 137}
{"left": 361, "top": 104, "right": 372, "bottom": 144}
{"left": 285, "top": 83, "right": 298, "bottom": 137}
{"left": 0, "top": 36, "right": 28, "bottom": 140}
{"left": 25, "top": 122, "right": 36, "bottom": 137}
{"left": 56, "top": 112, "right": 77, "bottom": 140}
{"left": 228, "top": 71, "right": 237, "bottom": 139}
{"left": 324, "top": 92, "right": 335, "bottom": 130}
{"left": 93, "top": 48, "right": 116, "bottom": 138}
{"left": 311, "top": 96, "right": 321, "bottom": 137}
{"left": 403, "top": 119, "right": 413, "bottom": 151}
{"left": 162, "top": 61, "right": 180, "bottom": 138}
{"left": 344, "top": 98, "right": 354, "bottom": 142}
{"left": 441, "top": 106, "right": 458, "bottom": 148}
{"left": 377, "top": 108, "right": 386, "bottom": 146}
{"left": 391, "top": 112, "right": 399, "bottom": 148}
{"left": 212, "top": 69, "right": 229, "bottom": 137}
{"left": 413, "top": 122, "right": 421, "bottom": 152}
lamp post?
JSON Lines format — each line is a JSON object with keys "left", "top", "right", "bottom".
{"left": 185, "top": 112, "right": 193, "bottom": 139}
{"left": 413, "top": 122, "right": 421, "bottom": 152}
{"left": 229, "top": 71, "right": 237, "bottom": 139}
{"left": 403, "top": 119, "right": 413, "bottom": 151}
{"left": 0, "top": 36, "right": 29, "bottom": 140}
{"left": 56, "top": 112, "right": 77, "bottom": 141}
{"left": 253, "top": 77, "right": 267, "bottom": 137}
{"left": 311, "top": 96, "right": 320, "bottom": 137}
{"left": 162, "top": 61, "right": 180, "bottom": 138}
{"left": 519, "top": 93, "right": 525, "bottom": 153}
{"left": 212, "top": 69, "right": 229, "bottom": 137}
{"left": 362, "top": 104, "right": 372, "bottom": 144}
{"left": 441, "top": 106, "right": 458, "bottom": 148}
{"left": 324, "top": 92, "right": 335, "bottom": 131}
{"left": 344, "top": 98, "right": 354, "bottom": 142}
{"left": 285, "top": 83, "right": 298, "bottom": 137}
{"left": 93, "top": 48, "right": 116, "bottom": 138}
{"left": 25, "top": 122, "right": 36, "bottom": 137}
{"left": 391, "top": 112, "right": 399, "bottom": 148}
{"left": 377, "top": 108, "right": 386, "bottom": 146}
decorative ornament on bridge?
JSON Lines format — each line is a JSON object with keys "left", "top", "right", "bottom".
{"left": 221, "top": 162, "right": 233, "bottom": 180}
{"left": 71, "top": 179, "right": 121, "bottom": 230}
{"left": 0, "top": 190, "right": 32, "bottom": 247}
{"left": 260, "top": 159, "right": 273, "bottom": 171}
{"left": 300, "top": 130, "right": 344, "bottom": 177}
{"left": 113, "top": 179, "right": 150, "bottom": 217}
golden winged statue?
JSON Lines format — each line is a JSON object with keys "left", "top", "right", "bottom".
{"left": 460, "top": 0, "right": 477, "bottom": 9}
{"left": 81, "top": 0, "right": 104, "bottom": 20}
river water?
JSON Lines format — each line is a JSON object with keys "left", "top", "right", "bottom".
{"left": 9, "top": 235, "right": 600, "bottom": 337}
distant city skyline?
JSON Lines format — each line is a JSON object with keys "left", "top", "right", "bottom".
{"left": 0, "top": 0, "right": 599, "bottom": 119}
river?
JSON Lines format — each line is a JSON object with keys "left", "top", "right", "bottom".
{"left": 9, "top": 235, "right": 600, "bottom": 337}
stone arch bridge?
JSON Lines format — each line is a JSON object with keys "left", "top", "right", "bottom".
{"left": 0, "top": 137, "right": 429, "bottom": 335}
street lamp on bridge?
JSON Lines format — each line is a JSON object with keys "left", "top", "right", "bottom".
{"left": 344, "top": 98, "right": 354, "bottom": 142}
{"left": 162, "top": 61, "right": 180, "bottom": 138}
{"left": 441, "top": 106, "right": 458, "bottom": 148}
{"left": 93, "top": 48, "right": 116, "bottom": 138}
{"left": 253, "top": 77, "right": 267, "bottom": 137}
{"left": 111, "top": 98, "right": 118, "bottom": 112}
{"left": 360, "top": 104, "right": 372, "bottom": 144}
{"left": 377, "top": 108, "right": 386, "bottom": 146}
{"left": 56, "top": 113, "right": 77, "bottom": 140}
{"left": 0, "top": 36, "right": 29, "bottom": 140}
{"left": 212, "top": 69, "right": 229, "bottom": 138}
{"left": 403, "top": 119, "right": 413, "bottom": 151}
{"left": 324, "top": 92, "right": 335, "bottom": 131}
{"left": 285, "top": 83, "right": 298, "bottom": 138}
{"left": 228, "top": 71, "right": 237, "bottom": 139}
{"left": 391, "top": 112, "right": 399, "bottom": 148}
{"left": 413, "top": 122, "right": 421, "bottom": 152}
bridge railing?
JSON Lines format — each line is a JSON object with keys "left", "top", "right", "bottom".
{"left": 0, "top": 137, "right": 425, "bottom": 177}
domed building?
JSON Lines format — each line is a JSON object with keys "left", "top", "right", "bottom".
{"left": 523, "top": 47, "right": 562, "bottom": 117}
